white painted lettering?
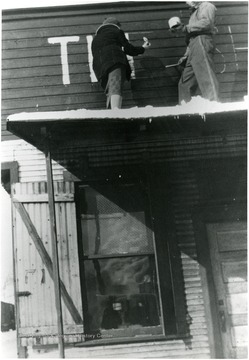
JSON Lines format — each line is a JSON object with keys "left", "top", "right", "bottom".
{"left": 125, "top": 33, "right": 136, "bottom": 79}
{"left": 86, "top": 35, "right": 97, "bottom": 82}
{"left": 48, "top": 36, "right": 80, "bottom": 85}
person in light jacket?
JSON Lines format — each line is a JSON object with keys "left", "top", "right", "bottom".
{"left": 92, "top": 17, "right": 150, "bottom": 109}
{"left": 171, "top": 2, "right": 219, "bottom": 104}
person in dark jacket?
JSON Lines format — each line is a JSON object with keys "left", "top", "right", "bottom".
{"left": 92, "top": 17, "right": 150, "bottom": 109}
{"left": 170, "top": 2, "right": 219, "bottom": 104}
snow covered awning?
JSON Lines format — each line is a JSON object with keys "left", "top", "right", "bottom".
{"left": 6, "top": 97, "right": 247, "bottom": 153}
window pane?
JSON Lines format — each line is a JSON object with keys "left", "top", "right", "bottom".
{"left": 81, "top": 189, "right": 153, "bottom": 256}
{"left": 84, "top": 256, "right": 163, "bottom": 338}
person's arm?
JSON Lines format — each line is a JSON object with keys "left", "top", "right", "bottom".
{"left": 178, "top": 46, "right": 190, "bottom": 64}
{"left": 118, "top": 30, "right": 145, "bottom": 56}
{"left": 186, "top": 3, "right": 216, "bottom": 33}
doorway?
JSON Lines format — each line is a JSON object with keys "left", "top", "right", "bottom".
{"left": 206, "top": 221, "right": 247, "bottom": 358}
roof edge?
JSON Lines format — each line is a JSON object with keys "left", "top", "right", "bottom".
{"left": 7, "top": 99, "right": 248, "bottom": 123}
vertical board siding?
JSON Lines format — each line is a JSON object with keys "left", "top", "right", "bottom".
{"left": 12, "top": 182, "right": 83, "bottom": 346}
{"left": 2, "top": 1, "right": 248, "bottom": 140}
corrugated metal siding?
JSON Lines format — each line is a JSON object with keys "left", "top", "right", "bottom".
{"left": 2, "top": 1, "right": 248, "bottom": 140}
{"left": 12, "top": 182, "right": 83, "bottom": 346}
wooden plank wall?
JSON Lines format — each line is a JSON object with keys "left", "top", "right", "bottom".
{"left": 13, "top": 157, "right": 246, "bottom": 358}
{"left": 1, "top": 132, "right": 247, "bottom": 183}
{"left": 12, "top": 179, "right": 213, "bottom": 358}
{"left": 1, "top": 140, "right": 64, "bottom": 182}
{"left": 2, "top": 1, "right": 248, "bottom": 140}
{"left": 12, "top": 182, "right": 84, "bottom": 346}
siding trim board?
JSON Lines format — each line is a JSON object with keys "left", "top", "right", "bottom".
{"left": 1, "top": 2, "right": 188, "bottom": 21}
{"left": 1, "top": 2, "right": 246, "bottom": 21}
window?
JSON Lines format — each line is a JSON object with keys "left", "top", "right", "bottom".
{"left": 76, "top": 173, "right": 186, "bottom": 342}
{"left": 1, "top": 162, "right": 18, "bottom": 194}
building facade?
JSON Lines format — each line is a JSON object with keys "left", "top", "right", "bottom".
{"left": 1, "top": 2, "right": 248, "bottom": 358}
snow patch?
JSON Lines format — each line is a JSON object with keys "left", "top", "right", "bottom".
{"left": 7, "top": 96, "right": 248, "bottom": 122}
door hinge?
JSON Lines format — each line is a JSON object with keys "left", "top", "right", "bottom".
{"left": 17, "top": 291, "right": 31, "bottom": 297}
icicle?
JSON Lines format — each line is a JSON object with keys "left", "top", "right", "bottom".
{"left": 201, "top": 114, "right": 206, "bottom": 122}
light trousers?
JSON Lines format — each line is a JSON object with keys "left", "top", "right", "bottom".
{"left": 178, "top": 35, "right": 219, "bottom": 104}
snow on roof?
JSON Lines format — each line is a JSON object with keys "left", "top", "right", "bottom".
{"left": 7, "top": 96, "right": 248, "bottom": 122}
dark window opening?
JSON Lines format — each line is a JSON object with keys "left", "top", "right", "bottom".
{"left": 1, "top": 162, "right": 18, "bottom": 194}
{"left": 76, "top": 173, "right": 185, "bottom": 342}
{"left": 1, "top": 169, "right": 11, "bottom": 194}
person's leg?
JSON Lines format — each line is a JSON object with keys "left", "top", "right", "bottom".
{"left": 105, "top": 66, "right": 125, "bottom": 109}
{"left": 178, "top": 59, "right": 199, "bottom": 104}
{"left": 191, "top": 36, "right": 219, "bottom": 101}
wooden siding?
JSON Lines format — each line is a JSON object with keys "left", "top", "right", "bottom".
{"left": 8, "top": 135, "right": 247, "bottom": 357}
{"left": 206, "top": 222, "right": 247, "bottom": 358}
{"left": 1, "top": 132, "right": 246, "bottom": 184}
{"left": 12, "top": 179, "right": 212, "bottom": 358}
{"left": 2, "top": 1, "right": 248, "bottom": 140}
{"left": 1, "top": 140, "right": 64, "bottom": 182}
{"left": 12, "top": 182, "right": 84, "bottom": 346}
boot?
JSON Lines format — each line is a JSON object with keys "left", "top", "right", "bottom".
{"left": 111, "top": 95, "right": 122, "bottom": 109}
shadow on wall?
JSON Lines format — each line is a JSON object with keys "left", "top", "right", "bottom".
{"left": 131, "top": 56, "right": 183, "bottom": 107}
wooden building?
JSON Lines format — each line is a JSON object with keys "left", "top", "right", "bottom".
{"left": 1, "top": 1, "right": 248, "bottom": 358}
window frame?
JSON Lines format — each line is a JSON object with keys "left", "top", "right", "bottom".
{"left": 75, "top": 166, "right": 187, "bottom": 344}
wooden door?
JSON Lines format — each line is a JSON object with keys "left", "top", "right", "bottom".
{"left": 12, "top": 182, "right": 83, "bottom": 346}
{"left": 207, "top": 222, "right": 247, "bottom": 358}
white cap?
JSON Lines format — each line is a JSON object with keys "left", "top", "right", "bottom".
{"left": 168, "top": 16, "right": 181, "bottom": 29}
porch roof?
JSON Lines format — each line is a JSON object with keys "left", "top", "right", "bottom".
{"left": 6, "top": 97, "right": 247, "bottom": 153}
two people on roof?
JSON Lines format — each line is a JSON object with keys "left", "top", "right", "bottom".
{"left": 91, "top": 1, "right": 219, "bottom": 109}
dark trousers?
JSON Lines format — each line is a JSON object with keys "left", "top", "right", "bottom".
{"left": 178, "top": 35, "right": 219, "bottom": 104}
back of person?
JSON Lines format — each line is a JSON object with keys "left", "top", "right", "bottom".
{"left": 92, "top": 24, "right": 129, "bottom": 82}
{"left": 92, "top": 25, "right": 122, "bottom": 53}
{"left": 91, "top": 17, "right": 150, "bottom": 109}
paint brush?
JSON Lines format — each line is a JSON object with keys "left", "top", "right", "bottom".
{"left": 165, "top": 63, "right": 179, "bottom": 68}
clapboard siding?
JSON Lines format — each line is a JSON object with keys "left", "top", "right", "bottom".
{"left": 1, "top": 140, "right": 64, "bottom": 182}
{"left": 1, "top": 1, "right": 248, "bottom": 140}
